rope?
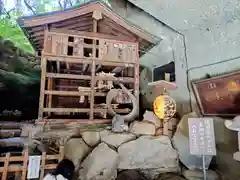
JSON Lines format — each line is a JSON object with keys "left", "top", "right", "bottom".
{"left": 106, "top": 83, "right": 138, "bottom": 122}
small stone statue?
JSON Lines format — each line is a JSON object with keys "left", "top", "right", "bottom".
{"left": 112, "top": 115, "right": 127, "bottom": 133}
{"left": 225, "top": 115, "right": 240, "bottom": 161}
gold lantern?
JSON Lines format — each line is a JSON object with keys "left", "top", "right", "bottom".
{"left": 148, "top": 80, "right": 177, "bottom": 137}
{"left": 153, "top": 94, "right": 176, "bottom": 120}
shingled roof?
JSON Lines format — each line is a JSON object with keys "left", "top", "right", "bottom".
{"left": 17, "top": 0, "right": 160, "bottom": 54}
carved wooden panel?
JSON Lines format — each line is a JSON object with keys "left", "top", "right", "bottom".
{"left": 99, "top": 40, "right": 137, "bottom": 63}
{"left": 192, "top": 72, "right": 240, "bottom": 116}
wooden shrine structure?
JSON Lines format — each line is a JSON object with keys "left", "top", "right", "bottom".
{"left": 18, "top": 0, "right": 159, "bottom": 125}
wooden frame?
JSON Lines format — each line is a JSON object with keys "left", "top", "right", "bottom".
{"left": 38, "top": 27, "right": 139, "bottom": 124}
{"left": 192, "top": 71, "right": 240, "bottom": 116}
{"left": 0, "top": 147, "right": 64, "bottom": 180}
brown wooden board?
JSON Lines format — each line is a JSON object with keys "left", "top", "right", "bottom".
{"left": 192, "top": 71, "right": 240, "bottom": 116}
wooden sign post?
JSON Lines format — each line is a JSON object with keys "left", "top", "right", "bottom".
{"left": 188, "top": 118, "right": 216, "bottom": 180}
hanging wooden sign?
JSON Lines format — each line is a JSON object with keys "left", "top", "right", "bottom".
{"left": 192, "top": 71, "right": 240, "bottom": 116}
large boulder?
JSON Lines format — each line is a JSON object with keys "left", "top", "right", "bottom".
{"left": 79, "top": 143, "right": 119, "bottom": 180}
{"left": 173, "top": 131, "right": 213, "bottom": 170}
{"left": 118, "top": 136, "right": 179, "bottom": 173}
{"left": 156, "top": 173, "right": 186, "bottom": 180}
{"left": 100, "top": 130, "right": 136, "bottom": 148}
{"left": 140, "top": 168, "right": 182, "bottom": 180}
{"left": 129, "top": 121, "right": 155, "bottom": 135}
{"left": 172, "top": 112, "right": 213, "bottom": 170}
{"left": 177, "top": 112, "right": 199, "bottom": 137}
{"left": 64, "top": 138, "right": 91, "bottom": 168}
{"left": 116, "top": 170, "right": 147, "bottom": 180}
{"left": 183, "top": 169, "right": 219, "bottom": 180}
{"left": 81, "top": 131, "right": 100, "bottom": 147}
{"left": 143, "top": 110, "right": 162, "bottom": 128}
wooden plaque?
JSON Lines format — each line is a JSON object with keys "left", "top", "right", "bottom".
{"left": 192, "top": 71, "right": 240, "bottom": 116}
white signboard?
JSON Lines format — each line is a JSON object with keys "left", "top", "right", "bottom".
{"left": 188, "top": 118, "right": 216, "bottom": 156}
{"left": 27, "top": 156, "right": 41, "bottom": 179}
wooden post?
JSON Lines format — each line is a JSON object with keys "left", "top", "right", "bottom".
{"left": 90, "top": 18, "right": 98, "bottom": 121}
{"left": 1, "top": 153, "right": 10, "bottom": 180}
{"left": 134, "top": 43, "right": 139, "bottom": 118}
{"left": 47, "top": 72, "right": 53, "bottom": 116}
{"left": 59, "top": 145, "right": 64, "bottom": 162}
{"left": 40, "top": 152, "right": 46, "bottom": 180}
{"left": 38, "top": 57, "right": 47, "bottom": 119}
{"left": 21, "top": 152, "right": 28, "bottom": 180}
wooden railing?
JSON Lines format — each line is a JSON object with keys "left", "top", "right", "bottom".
{"left": 0, "top": 146, "right": 64, "bottom": 180}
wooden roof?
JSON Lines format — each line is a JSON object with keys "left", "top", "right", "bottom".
{"left": 17, "top": 0, "right": 160, "bottom": 54}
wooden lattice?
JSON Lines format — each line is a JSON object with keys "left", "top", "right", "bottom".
{"left": 37, "top": 28, "right": 139, "bottom": 125}
{"left": 0, "top": 146, "right": 64, "bottom": 180}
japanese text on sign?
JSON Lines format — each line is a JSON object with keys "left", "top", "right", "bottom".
{"left": 188, "top": 118, "right": 216, "bottom": 156}
{"left": 27, "top": 156, "right": 41, "bottom": 179}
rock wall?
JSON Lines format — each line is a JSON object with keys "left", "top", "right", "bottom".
{"left": 0, "top": 36, "right": 41, "bottom": 120}
{"left": 61, "top": 116, "right": 222, "bottom": 180}
{"left": 64, "top": 120, "right": 180, "bottom": 180}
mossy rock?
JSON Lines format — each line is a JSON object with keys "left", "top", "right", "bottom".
{"left": 3, "top": 40, "right": 15, "bottom": 49}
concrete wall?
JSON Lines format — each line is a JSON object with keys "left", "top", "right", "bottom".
{"left": 110, "top": 0, "right": 191, "bottom": 114}
{"left": 110, "top": 0, "right": 240, "bottom": 179}
{"left": 111, "top": 0, "right": 240, "bottom": 114}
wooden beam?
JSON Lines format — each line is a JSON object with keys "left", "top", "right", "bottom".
{"left": 22, "top": 3, "right": 98, "bottom": 27}
{"left": 36, "top": 119, "right": 111, "bottom": 125}
{"left": 0, "top": 154, "right": 60, "bottom": 162}
{"left": 90, "top": 18, "right": 97, "bottom": 120}
{"left": 45, "top": 73, "right": 134, "bottom": 83}
{"left": 44, "top": 54, "right": 135, "bottom": 67}
{"left": 48, "top": 29, "right": 137, "bottom": 43}
{"left": 0, "top": 164, "right": 58, "bottom": 173}
{"left": 46, "top": 73, "right": 91, "bottom": 80}
{"left": 47, "top": 69, "right": 53, "bottom": 116}
{"left": 38, "top": 57, "right": 47, "bottom": 119}
{"left": 44, "top": 108, "right": 90, "bottom": 113}
{"left": 43, "top": 108, "right": 131, "bottom": 113}
{"left": 92, "top": 10, "right": 102, "bottom": 20}
{"left": 44, "top": 90, "right": 106, "bottom": 96}
{"left": 96, "top": 76, "right": 135, "bottom": 83}
{"left": 1, "top": 153, "right": 10, "bottom": 180}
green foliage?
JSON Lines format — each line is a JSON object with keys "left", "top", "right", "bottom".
{"left": 0, "top": 18, "right": 34, "bottom": 53}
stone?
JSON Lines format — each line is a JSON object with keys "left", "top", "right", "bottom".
{"left": 79, "top": 143, "right": 119, "bottom": 180}
{"left": 116, "top": 170, "right": 147, "bottom": 180}
{"left": 155, "top": 128, "right": 163, "bottom": 136}
{"left": 183, "top": 169, "right": 219, "bottom": 180}
{"left": 112, "top": 115, "right": 126, "bottom": 133}
{"left": 177, "top": 112, "right": 199, "bottom": 137}
{"left": 140, "top": 168, "right": 182, "bottom": 180}
{"left": 118, "top": 136, "right": 179, "bottom": 171}
{"left": 173, "top": 112, "right": 213, "bottom": 170}
{"left": 129, "top": 121, "right": 155, "bottom": 135}
{"left": 143, "top": 110, "right": 162, "bottom": 128}
{"left": 64, "top": 138, "right": 91, "bottom": 168}
{"left": 100, "top": 130, "right": 136, "bottom": 148}
{"left": 172, "top": 131, "right": 213, "bottom": 170}
{"left": 81, "top": 131, "right": 100, "bottom": 147}
{"left": 156, "top": 173, "right": 186, "bottom": 180}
